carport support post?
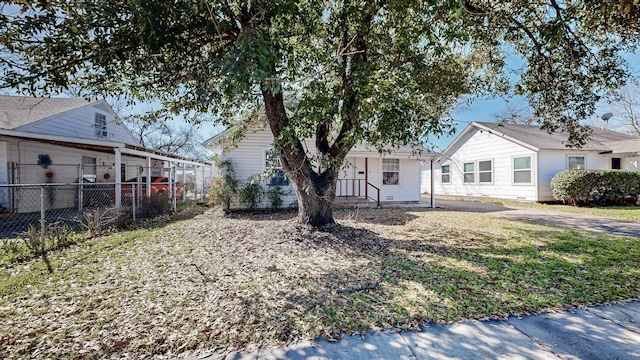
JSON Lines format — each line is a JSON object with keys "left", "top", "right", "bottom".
{"left": 146, "top": 157, "right": 152, "bottom": 197}
{"left": 172, "top": 166, "right": 177, "bottom": 212}
{"left": 40, "top": 186, "right": 46, "bottom": 253}
{"left": 182, "top": 162, "right": 186, "bottom": 203}
{"left": 115, "top": 147, "right": 122, "bottom": 208}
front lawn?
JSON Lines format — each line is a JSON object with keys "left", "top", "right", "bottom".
{"left": 1, "top": 208, "right": 639, "bottom": 359}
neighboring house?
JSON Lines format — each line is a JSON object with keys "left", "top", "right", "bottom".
{"left": 204, "top": 124, "right": 436, "bottom": 208}
{"left": 0, "top": 95, "right": 213, "bottom": 212}
{"left": 426, "top": 121, "right": 640, "bottom": 202}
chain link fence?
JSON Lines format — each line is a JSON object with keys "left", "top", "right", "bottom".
{"left": 0, "top": 163, "right": 212, "bottom": 239}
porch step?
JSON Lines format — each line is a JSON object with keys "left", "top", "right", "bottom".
{"left": 334, "top": 197, "right": 378, "bottom": 208}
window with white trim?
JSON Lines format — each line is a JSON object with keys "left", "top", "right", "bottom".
{"left": 478, "top": 160, "right": 492, "bottom": 183}
{"left": 568, "top": 155, "right": 585, "bottom": 170}
{"left": 463, "top": 162, "right": 475, "bottom": 183}
{"left": 265, "top": 148, "right": 289, "bottom": 186}
{"left": 382, "top": 159, "right": 399, "bottom": 185}
{"left": 95, "top": 113, "right": 107, "bottom": 137}
{"left": 513, "top": 156, "right": 532, "bottom": 183}
{"left": 441, "top": 164, "right": 451, "bottom": 183}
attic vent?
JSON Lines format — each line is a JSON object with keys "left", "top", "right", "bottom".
{"left": 95, "top": 113, "right": 107, "bottom": 138}
{"left": 386, "top": 196, "right": 394, "bottom": 200}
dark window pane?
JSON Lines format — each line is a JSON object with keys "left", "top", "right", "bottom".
{"left": 612, "top": 158, "right": 621, "bottom": 170}
{"left": 479, "top": 161, "right": 492, "bottom": 171}
{"left": 514, "top": 170, "right": 531, "bottom": 183}
{"left": 383, "top": 172, "right": 399, "bottom": 185}
{"left": 479, "top": 172, "right": 492, "bottom": 183}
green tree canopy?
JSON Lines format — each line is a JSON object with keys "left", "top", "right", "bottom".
{"left": 1, "top": 0, "right": 638, "bottom": 225}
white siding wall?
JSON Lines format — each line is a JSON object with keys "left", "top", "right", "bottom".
{"left": 219, "top": 128, "right": 298, "bottom": 208}
{"left": 623, "top": 155, "right": 640, "bottom": 171}
{"left": 217, "top": 128, "right": 423, "bottom": 208}
{"left": 378, "top": 158, "right": 421, "bottom": 202}
{"left": 537, "top": 149, "right": 611, "bottom": 201}
{"left": 0, "top": 141, "right": 8, "bottom": 210}
{"left": 16, "top": 103, "right": 140, "bottom": 146}
{"left": 437, "top": 129, "right": 538, "bottom": 201}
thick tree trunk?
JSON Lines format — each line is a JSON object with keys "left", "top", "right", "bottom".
{"left": 290, "top": 172, "right": 337, "bottom": 227}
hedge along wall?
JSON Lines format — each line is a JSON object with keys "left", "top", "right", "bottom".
{"left": 550, "top": 170, "right": 640, "bottom": 205}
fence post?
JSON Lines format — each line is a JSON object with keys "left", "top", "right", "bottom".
{"left": 78, "top": 165, "right": 83, "bottom": 212}
{"left": 40, "top": 186, "right": 46, "bottom": 253}
{"left": 132, "top": 184, "right": 136, "bottom": 221}
{"left": 172, "top": 166, "right": 177, "bottom": 212}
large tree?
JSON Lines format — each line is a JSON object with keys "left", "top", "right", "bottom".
{"left": 1, "top": 1, "right": 638, "bottom": 226}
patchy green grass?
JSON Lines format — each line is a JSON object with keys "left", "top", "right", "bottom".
{"left": 1, "top": 208, "right": 639, "bottom": 359}
{"left": 438, "top": 194, "right": 640, "bottom": 221}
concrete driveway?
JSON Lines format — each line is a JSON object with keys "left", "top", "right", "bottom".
{"left": 433, "top": 198, "right": 640, "bottom": 238}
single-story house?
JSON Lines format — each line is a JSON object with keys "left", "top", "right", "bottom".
{"left": 204, "top": 124, "right": 436, "bottom": 208}
{"left": 0, "top": 95, "right": 214, "bottom": 212}
{"left": 424, "top": 121, "right": 640, "bottom": 202}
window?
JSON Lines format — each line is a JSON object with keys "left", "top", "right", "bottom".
{"left": 95, "top": 113, "right": 107, "bottom": 137}
{"left": 612, "top": 157, "right": 621, "bottom": 170}
{"left": 568, "top": 156, "right": 585, "bottom": 170}
{"left": 441, "top": 165, "right": 451, "bottom": 183}
{"left": 478, "top": 160, "right": 492, "bottom": 183}
{"left": 265, "top": 148, "right": 289, "bottom": 186}
{"left": 513, "top": 156, "right": 532, "bottom": 183}
{"left": 382, "top": 159, "right": 399, "bottom": 185}
{"left": 463, "top": 162, "right": 475, "bottom": 183}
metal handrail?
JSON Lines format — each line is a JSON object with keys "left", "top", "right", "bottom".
{"left": 335, "top": 178, "right": 380, "bottom": 206}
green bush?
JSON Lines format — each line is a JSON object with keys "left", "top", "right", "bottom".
{"left": 208, "top": 160, "right": 239, "bottom": 211}
{"left": 265, "top": 186, "right": 287, "bottom": 211}
{"left": 239, "top": 180, "right": 263, "bottom": 209}
{"left": 551, "top": 170, "right": 640, "bottom": 206}
{"left": 140, "top": 193, "right": 171, "bottom": 217}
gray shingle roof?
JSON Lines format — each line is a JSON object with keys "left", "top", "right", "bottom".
{"left": 474, "top": 122, "right": 638, "bottom": 151}
{"left": 0, "top": 95, "right": 95, "bottom": 130}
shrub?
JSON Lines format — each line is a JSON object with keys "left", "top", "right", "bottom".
{"left": 239, "top": 179, "right": 263, "bottom": 209}
{"left": 208, "top": 160, "right": 239, "bottom": 211}
{"left": 140, "top": 192, "right": 171, "bottom": 216}
{"left": 265, "top": 186, "right": 287, "bottom": 211}
{"left": 46, "top": 221, "right": 73, "bottom": 248}
{"left": 551, "top": 170, "right": 640, "bottom": 206}
{"left": 79, "top": 207, "right": 119, "bottom": 237}
{"left": 2, "top": 237, "right": 21, "bottom": 263}
{"left": 20, "top": 224, "right": 43, "bottom": 256}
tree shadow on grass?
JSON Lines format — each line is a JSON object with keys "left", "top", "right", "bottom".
{"left": 242, "top": 219, "right": 640, "bottom": 344}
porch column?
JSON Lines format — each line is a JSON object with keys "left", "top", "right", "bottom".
{"left": 115, "top": 147, "right": 122, "bottom": 207}
{"left": 365, "top": 158, "right": 368, "bottom": 199}
{"left": 430, "top": 159, "right": 435, "bottom": 208}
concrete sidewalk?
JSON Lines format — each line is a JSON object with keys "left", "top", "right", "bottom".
{"left": 208, "top": 301, "right": 640, "bottom": 359}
